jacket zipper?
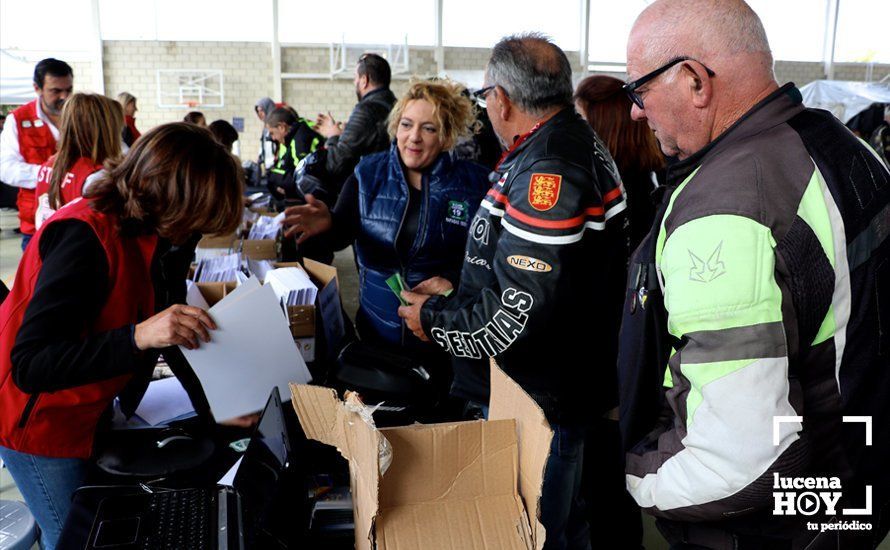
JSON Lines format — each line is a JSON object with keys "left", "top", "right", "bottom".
{"left": 18, "top": 393, "right": 39, "bottom": 429}
{"left": 394, "top": 175, "right": 411, "bottom": 346}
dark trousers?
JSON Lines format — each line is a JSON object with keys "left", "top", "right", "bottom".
{"left": 541, "top": 423, "right": 592, "bottom": 550}
{"left": 582, "top": 418, "right": 643, "bottom": 549}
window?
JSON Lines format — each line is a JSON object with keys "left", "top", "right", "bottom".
{"left": 443, "top": 0, "right": 581, "bottom": 51}
{"left": 587, "top": 0, "right": 648, "bottom": 63}
{"left": 834, "top": 0, "right": 890, "bottom": 63}
{"left": 746, "top": 0, "right": 826, "bottom": 62}
{"left": 99, "top": 0, "right": 272, "bottom": 42}
{"left": 278, "top": 0, "right": 435, "bottom": 46}
{"left": 2, "top": 0, "right": 93, "bottom": 51}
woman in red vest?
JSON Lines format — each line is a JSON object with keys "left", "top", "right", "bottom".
{"left": 0, "top": 123, "right": 243, "bottom": 549}
{"left": 117, "top": 92, "right": 141, "bottom": 147}
{"left": 34, "top": 93, "right": 124, "bottom": 230}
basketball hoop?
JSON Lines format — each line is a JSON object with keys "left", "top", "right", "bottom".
{"left": 157, "top": 69, "right": 224, "bottom": 109}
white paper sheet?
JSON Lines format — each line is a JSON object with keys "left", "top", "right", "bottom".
{"left": 248, "top": 213, "right": 284, "bottom": 240}
{"left": 246, "top": 258, "right": 275, "bottom": 283}
{"left": 134, "top": 376, "right": 196, "bottom": 426}
{"left": 180, "top": 280, "right": 311, "bottom": 422}
{"left": 185, "top": 280, "right": 210, "bottom": 310}
{"left": 218, "top": 456, "right": 243, "bottom": 487}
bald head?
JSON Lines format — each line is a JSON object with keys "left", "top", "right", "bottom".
{"left": 625, "top": 0, "right": 779, "bottom": 159}
{"left": 629, "top": 0, "right": 774, "bottom": 80}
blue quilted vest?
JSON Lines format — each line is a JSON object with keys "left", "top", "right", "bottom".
{"left": 354, "top": 143, "right": 490, "bottom": 345}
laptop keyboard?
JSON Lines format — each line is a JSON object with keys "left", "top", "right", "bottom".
{"left": 145, "top": 489, "right": 213, "bottom": 549}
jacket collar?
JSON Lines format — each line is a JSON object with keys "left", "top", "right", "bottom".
{"left": 667, "top": 83, "right": 805, "bottom": 185}
{"left": 284, "top": 121, "right": 301, "bottom": 143}
{"left": 361, "top": 87, "right": 395, "bottom": 104}
{"left": 387, "top": 141, "right": 454, "bottom": 188}
{"left": 496, "top": 106, "right": 577, "bottom": 171}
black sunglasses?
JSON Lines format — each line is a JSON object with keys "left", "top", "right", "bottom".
{"left": 623, "top": 56, "right": 716, "bottom": 109}
{"left": 472, "top": 85, "right": 509, "bottom": 108}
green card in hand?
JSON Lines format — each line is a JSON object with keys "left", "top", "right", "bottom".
{"left": 386, "top": 273, "right": 409, "bottom": 305}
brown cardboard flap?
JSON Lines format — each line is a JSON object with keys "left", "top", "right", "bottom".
{"left": 377, "top": 494, "right": 532, "bottom": 550}
{"left": 302, "top": 257, "right": 337, "bottom": 287}
{"left": 489, "top": 360, "right": 552, "bottom": 550}
{"left": 197, "top": 234, "right": 236, "bottom": 250}
{"left": 290, "top": 384, "right": 343, "bottom": 449}
{"left": 379, "top": 419, "right": 517, "bottom": 507}
{"left": 290, "top": 384, "right": 382, "bottom": 550}
{"left": 240, "top": 239, "right": 277, "bottom": 260}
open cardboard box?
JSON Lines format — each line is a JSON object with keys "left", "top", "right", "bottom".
{"left": 271, "top": 259, "right": 338, "bottom": 339}
{"left": 195, "top": 233, "right": 238, "bottom": 261}
{"left": 195, "top": 281, "right": 237, "bottom": 307}
{"left": 291, "top": 361, "right": 553, "bottom": 550}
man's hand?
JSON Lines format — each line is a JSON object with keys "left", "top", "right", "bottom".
{"left": 398, "top": 290, "right": 432, "bottom": 342}
{"left": 219, "top": 412, "right": 261, "bottom": 428}
{"left": 282, "top": 194, "right": 332, "bottom": 242}
{"left": 412, "top": 276, "right": 453, "bottom": 296}
{"left": 315, "top": 112, "right": 343, "bottom": 138}
{"left": 134, "top": 304, "right": 216, "bottom": 351}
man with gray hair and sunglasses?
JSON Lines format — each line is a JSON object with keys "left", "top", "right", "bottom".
{"left": 618, "top": 0, "right": 890, "bottom": 547}
{"left": 399, "top": 33, "right": 628, "bottom": 549}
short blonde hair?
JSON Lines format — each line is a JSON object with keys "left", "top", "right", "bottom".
{"left": 117, "top": 91, "right": 136, "bottom": 109}
{"left": 388, "top": 79, "right": 477, "bottom": 150}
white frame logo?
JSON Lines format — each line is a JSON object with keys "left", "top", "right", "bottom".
{"left": 772, "top": 415, "right": 873, "bottom": 531}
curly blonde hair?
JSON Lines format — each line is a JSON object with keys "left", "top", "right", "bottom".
{"left": 388, "top": 79, "right": 478, "bottom": 150}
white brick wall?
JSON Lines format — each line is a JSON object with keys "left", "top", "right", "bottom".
{"left": 95, "top": 41, "right": 889, "bottom": 161}
{"left": 103, "top": 40, "right": 272, "bottom": 160}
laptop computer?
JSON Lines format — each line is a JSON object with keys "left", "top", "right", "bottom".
{"left": 86, "top": 386, "right": 292, "bottom": 549}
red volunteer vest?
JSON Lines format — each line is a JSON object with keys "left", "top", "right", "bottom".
{"left": 12, "top": 100, "right": 57, "bottom": 235}
{"left": 0, "top": 199, "right": 157, "bottom": 458}
{"left": 34, "top": 156, "right": 103, "bottom": 216}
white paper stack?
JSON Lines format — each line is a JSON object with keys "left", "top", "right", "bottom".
{"left": 195, "top": 253, "right": 242, "bottom": 283}
{"left": 194, "top": 246, "right": 233, "bottom": 262}
{"left": 248, "top": 212, "right": 284, "bottom": 240}
{"left": 265, "top": 267, "right": 318, "bottom": 307}
{"left": 247, "top": 258, "right": 276, "bottom": 283}
{"left": 179, "top": 276, "right": 312, "bottom": 421}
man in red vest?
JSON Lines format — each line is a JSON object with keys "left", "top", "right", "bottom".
{"left": 0, "top": 58, "right": 73, "bottom": 250}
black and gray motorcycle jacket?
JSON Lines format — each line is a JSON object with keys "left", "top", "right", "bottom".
{"left": 420, "top": 107, "right": 628, "bottom": 424}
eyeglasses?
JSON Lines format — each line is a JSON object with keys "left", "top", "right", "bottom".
{"left": 472, "top": 85, "right": 501, "bottom": 108}
{"left": 623, "top": 56, "right": 716, "bottom": 110}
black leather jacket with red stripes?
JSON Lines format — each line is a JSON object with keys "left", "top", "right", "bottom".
{"left": 420, "top": 107, "right": 628, "bottom": 423}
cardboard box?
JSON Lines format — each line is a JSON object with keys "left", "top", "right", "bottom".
{"left": 294, "top": 337, "right": 315, "bottom": 363}
{"left": 240, "top": 239, "right": 278, "bottom": 261}
{"left": 198, "top": 233, "right": 237, "bottom": 250}
{"left": 196, "top": 281, "right": 237, "bottom": 307}
{"left": 291, "top": 361, "right": 553, "bottom": 550}
{"left": 272, "top": 260, "right": 338, "bottom": 341}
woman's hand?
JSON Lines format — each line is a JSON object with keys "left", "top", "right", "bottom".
{"left": 412, "top": 276, "right": 454, "bottom": 296}
{"left": 282, "top": 194, "right": 332, "bottom": 242}
{"left": 134, "top": 304, "right": 216, "bottom": 351}
{"left": 398, "top": 291, "right": 432, "bottom": 342}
